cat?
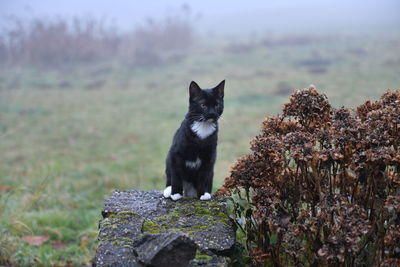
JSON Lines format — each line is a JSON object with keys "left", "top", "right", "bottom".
{"left": 163, "top": 80, "right": 225, "bottom": 201}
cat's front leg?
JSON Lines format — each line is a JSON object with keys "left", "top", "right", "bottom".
{"left": 198, "top": 170, "right": 213, "bottom": 201}
{"left": 165, "top": 153, "right": 184, "bottom": 201}
{"left": 163, "top": 185, "right": 182, "bottom": 200}
{"left": 163, "top": 186, "right": 172, "bottom": 198}
{"left": 200, "top": 192, "right": 211, "bottom": 201}
{"left": 170, "top": 167, "right": 184, "bottom": 201}
{"left": 171, "top": 189, "right": 183, "bottom": 201}
{"left": 163, "top": 165, "right": 172, "bottom": 198}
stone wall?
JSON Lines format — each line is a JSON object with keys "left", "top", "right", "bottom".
{"left": 93, "top": 190, "right": 236, "bottom": 267}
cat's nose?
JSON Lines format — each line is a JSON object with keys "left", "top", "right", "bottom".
{"left": 207, "top": 113, "right": 219, "bottom": 121}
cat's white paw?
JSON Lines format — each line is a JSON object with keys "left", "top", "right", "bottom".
{"left": 163, "top": 186, "right": 172, "bottom": 198}
{"left": 171, "top": 193, "right": 183, "bottom": 201}
{"left": 200, "top": 192, "right": 211, "bottom": 201}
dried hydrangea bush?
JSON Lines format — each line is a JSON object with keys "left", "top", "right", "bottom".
{"left": 217, "top": 87, "right": 400, "bottom": 266}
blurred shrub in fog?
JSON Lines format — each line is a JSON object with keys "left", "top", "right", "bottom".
{"left": 125, "top": 15, "right": 193, "bottom": 67}
{"left": 0, "top": 9, "right": 194, "bottom": 68}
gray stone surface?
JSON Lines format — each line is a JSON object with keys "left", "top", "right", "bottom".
{"left": 102, "top": 190, "right": 167, "bottom": 219}
{"left": 135, "top": 232, "right": 197, "bottom": 267}
{"left": 93, "top": 190, "right": 236, "bottom": 267}
{"left": 94, "top": 211, "right": 143, "bottom": 267}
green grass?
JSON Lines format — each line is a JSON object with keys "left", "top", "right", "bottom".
{"left": 0, "top": 34, "right": 399, "bottom": 265}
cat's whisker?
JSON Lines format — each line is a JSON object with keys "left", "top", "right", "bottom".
{"left": 188, "top": 114, "right": 204, "bottom": 122}
{"left": 219, "top": 116, "right": 230, "bottom": 125}
{"left": 195, "top": 115, "right": 205, "bottom": 122}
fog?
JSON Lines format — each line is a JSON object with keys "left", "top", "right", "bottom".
{"left": 1, "top": 0, "right": 399, "bottom": 36}
{"left": 0, "top": 2, "right": 399, "bottom": 265}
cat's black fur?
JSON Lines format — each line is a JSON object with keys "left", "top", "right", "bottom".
{"left": 164, "top": 80, "right": 225, "bottom": 200}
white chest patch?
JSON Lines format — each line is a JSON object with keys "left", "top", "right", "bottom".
{"left": 185, "top": 157, "right": 202, "bottom": 169}
{"left": 191, "top": 121, "right": 216, "bottom": 139}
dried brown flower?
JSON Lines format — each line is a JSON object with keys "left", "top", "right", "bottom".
{"left": 219, "top": 87, "right": 400, "bottom": 266}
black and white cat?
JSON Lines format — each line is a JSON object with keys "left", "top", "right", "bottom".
{"left": 163, "top": 80, "right": 225, "bottom": 201}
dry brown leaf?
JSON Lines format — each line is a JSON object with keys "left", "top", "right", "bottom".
{"left": 22, "top": 235, "right": 49, "bottom": 246}
{"left": 0, "top": 184, "right": 11, "bottom": 192}
{"left": 51, "top": 240, "right": 67, "bottom": 250}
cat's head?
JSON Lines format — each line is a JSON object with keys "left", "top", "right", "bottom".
{"left": 187, "top": 80, "right": 225, "bottom": 123}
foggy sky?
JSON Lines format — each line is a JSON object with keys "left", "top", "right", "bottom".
{"left": 1, "top": 0, "right": 399, "bottom": 35}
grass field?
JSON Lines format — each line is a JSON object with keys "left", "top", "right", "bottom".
{"left": 0, "top": 33, "right": 399, "bottom": 265}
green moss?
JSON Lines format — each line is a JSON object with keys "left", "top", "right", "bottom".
{"left": 119, "top": 237, "right": 134, "bottom": 243}
{"left": 98, "top": 235, "right": 134, "bottom": 247}
{"left": 217, "top": 212, "right": 228, "bottom": 218}
{"left": 194, "top": 207, "right": 213, "bottom": 216}
{"left": 108, "top": 212, "right": 135, "bottom": 220}
{"left": 126, "top": 199, "right": 233, "bottom": 239}
{"left": 142, "top": 220, "right": 163, "bottom": 234}
{"left": 192, "top": 201, "right": 227, "bottom": 217}
{"left": 139, "top": 200, "right": 232, "bottom": 237}
{"left": 172, "top": 228, "right": 195, "bottom": 234}
{"left": 101, "top": 211, "right": 138, "bottom": 230}
{"left": 194, "top": 250, "right": 213, "bottom": 262}
{"left": 118, "top": 211, "right": 136, "bottom": 216}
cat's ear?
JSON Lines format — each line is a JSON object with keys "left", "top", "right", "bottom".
{"left": 189, "top": 81, "right": 202, "bottom": 101}
{"left": 213, "top": 80, "right": 225, "bottom": 98}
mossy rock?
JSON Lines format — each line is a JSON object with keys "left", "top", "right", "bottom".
{"left": 189, "top": 249, "right": 230, "bottom": 266}
{"left": 93, "top": 190, "right": 235, "bottom": 267}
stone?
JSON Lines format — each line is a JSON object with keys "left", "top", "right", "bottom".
{"left": 102, "top": 190, "right": 167, "bottom": 219}
{"left": 93, "top": 190, "right": 236, "bottom": 267}
{"left": 135, "top": 232, "right": 197, "bottom": 267}
{"left": 93, "top": 211, "right": 144, "bottom": 267}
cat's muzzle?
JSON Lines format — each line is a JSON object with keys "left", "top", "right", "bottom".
{"left": 206, "top": 114, "right": 219, "bottom": 122}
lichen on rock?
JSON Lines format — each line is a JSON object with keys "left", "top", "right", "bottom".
{"left": 93, "top": 190, "right": 236, "bottom": 267}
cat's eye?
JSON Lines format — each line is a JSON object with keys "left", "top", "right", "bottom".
{"left": 215, "top": 104, "right": 219, "bottom": 108}
{"left": 201, "top": 103, "right": 207, "bottom": 109}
